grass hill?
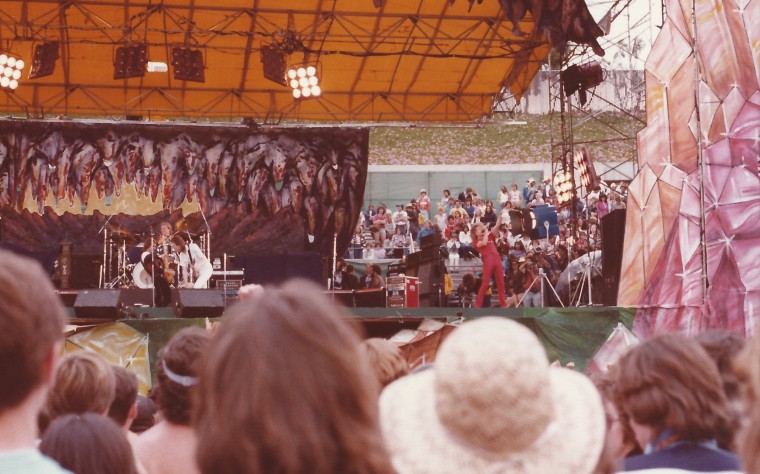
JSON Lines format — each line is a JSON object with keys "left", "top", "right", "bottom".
{"left": 368, "top": 112, "right": 645, "bottom": 165}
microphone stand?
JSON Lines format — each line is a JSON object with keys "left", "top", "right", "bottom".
{"left": 97, "top": 214, "right": 115, "bottom": 289}
{"left": 197, "top": 201, "right": 212, "bottom": 259}
{"left": 149, "top": 228, "right": 156, "bottom": 307}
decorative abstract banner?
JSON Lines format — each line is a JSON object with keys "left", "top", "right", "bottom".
{"left": 0, "top": 120, "right": 368, "bottom": 257}
{"left": 618, "top": 0, "right": 760, "bottom": 336}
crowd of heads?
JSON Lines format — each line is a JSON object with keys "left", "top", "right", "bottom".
{"left": 356, "top": 181, "right": 628, "bottom": 305}
{"left": 3, "top": 248, "right": 760, "bottom": 474}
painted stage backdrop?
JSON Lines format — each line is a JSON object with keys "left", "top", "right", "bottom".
{"left": 618, "top": 0, "right": 760, "bottom": 336}
{"left": 0, "top": 120, "right": 368, "bottom": 257}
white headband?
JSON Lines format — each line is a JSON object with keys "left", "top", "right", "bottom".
{"left": 162, "top": 360, "right": 198, "bottom": 387}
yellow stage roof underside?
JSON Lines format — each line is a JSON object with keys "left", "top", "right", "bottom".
{"left": 0, "top": 0, "right": 553, "bottom": 122}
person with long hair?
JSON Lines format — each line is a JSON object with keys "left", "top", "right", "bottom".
{"left": 470, "top": 212, "right": 507, "bottom": 308}
{"left": 613, "top": 334, "right": 740, "bottom": 473}
{"left": 170, "top": 235, "right": 213, "bottom": 289}
{"left": 734, "top": 329, "right": 760, "bottom": 474}
{"left": 134, "top": 327, "right": 211, "bottom": 474}
{"left": 194, "top": 279, "right": 395, "bottom": 474}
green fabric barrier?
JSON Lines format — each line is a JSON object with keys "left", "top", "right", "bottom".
{"left": 113, "top": 306, "right": 635, "bottom": 382}
{"left": 349, "top": 306, "right": 636, "bottom": 372}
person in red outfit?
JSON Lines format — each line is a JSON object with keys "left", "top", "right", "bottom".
{"left": 471, "top": 213, "right": 507, "bottom": 308}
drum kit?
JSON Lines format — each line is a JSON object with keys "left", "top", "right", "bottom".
{"left": 101, "top": 217, "right": 210, "bottom": 289}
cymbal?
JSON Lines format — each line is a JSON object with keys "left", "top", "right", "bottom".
{"left": 110, "top": 234, "right": 139, "bottom": 245}
{"left": 108, "top": 223, "right": 136, "bottom": 238}
{"left": 175, "top": 214, "right": 204, "bottom": 232}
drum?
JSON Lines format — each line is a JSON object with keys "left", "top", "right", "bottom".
{"left": 132, "top": 262, "right": 153, "bottom": 289}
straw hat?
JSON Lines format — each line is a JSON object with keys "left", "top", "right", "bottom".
{"left": 379, "top": 317, "right": 605, "bottom": 474}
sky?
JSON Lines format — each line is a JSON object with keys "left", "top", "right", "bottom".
{"left": 585, "top": 0, "right": 665, "bottom": 69}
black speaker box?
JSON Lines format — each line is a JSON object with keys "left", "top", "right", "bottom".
{"left": 174, "top": 289, "right": 225, "bottom": 318}
{"left": 74, "top": 290, "right": 122, "bottom": 319}
{"left": 601, "top": 209, "right": 627, "bottom": 306}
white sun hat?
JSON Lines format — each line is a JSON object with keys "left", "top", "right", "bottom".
{"left": 379, "top": 317, "right": 605, "bottom": 474}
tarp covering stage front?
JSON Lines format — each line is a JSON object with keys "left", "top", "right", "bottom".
{"left": 62, "top": 306, "right": 636, "bottom": 387}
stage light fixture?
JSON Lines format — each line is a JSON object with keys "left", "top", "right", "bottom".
{"left": 554, "top": 171, "right": 575, "bottom": 205}
{"left": 560, "top": 61, "right": 604, "bottom": 106}
{"left": 171, "top": 47, "right": 204, "bottom": 83}
{"left": 261, "top": 45, "right": 288, "bottom": 86}
{"left": 113, "top": 44, "right": 148, "bottom": 80}
{"left": 28, "top": 42, "right": 59, "bottom": 79}
{"left": 147, "top": 61, "right": 168, "bottom": 73}
{"left": 574, "top": 146, "right": 600, "bottom": 189}
{"left": 508, "top": 209, "right": 537, "bottom": 238}
{"left": 0, "top": 53, "right": 25, "bottom": 91}
{"left": 531, "top": 205, "right": 559, "bottom": 239}
{"left": 287, "top": 64, "right": 321, "bottom": 99}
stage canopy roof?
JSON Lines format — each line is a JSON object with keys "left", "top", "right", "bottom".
{"left": 0, "top": 0, "right": 602, "bottom": 122}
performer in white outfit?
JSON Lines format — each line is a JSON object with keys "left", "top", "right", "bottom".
{"left": 170, "top": 235, "right": 213, "bottom": 289}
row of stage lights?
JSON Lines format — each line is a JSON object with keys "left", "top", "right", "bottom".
{"left": 287, "top": 65, "right": 321, "bottom": 98}
{"left": 0, "top": 54, "right": 24, "bottom": 91}
{"left": 2, "top": 42, "right": 321, "bottom": 101}
{"left": 553, "top": 145, "right": 600, "bottom": 205}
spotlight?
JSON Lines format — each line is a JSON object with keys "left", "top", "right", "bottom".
{"left": 287, "top": 64, "right": 321, "bottom": 99}
{"left": 554, "top": 171, "right": 575, "bottom": 205}
{"left": 0, "top": 53, "right": 25, "bottom": 91}
{"left": 28, "top": 42, "right": 59, "bottom": 79}
{"left": 574, "top": 146, "right": 600, "bottom": 189}
{"left": 171, "top": 47, "right": 204, "bottom": 83}
{"left": 261, "top": 45, "right": 288, "bottom": 86}
{"left": 113, "top": 44, "right": 148, "bottom": 80}
{"left": 508, "top": 209, "right": 536, "bottom": 237}
{"left": 560, "top": 61, "right": 603, "bottom": 106}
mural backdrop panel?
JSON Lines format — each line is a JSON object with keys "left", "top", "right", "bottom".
{"left": 618, "top": 0, "right": 760, "bottom": 336}
{"left": 0, "top": 120, "right": 368, "bottom": 258}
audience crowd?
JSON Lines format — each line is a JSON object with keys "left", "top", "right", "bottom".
{"left": 348, "top": 179, "right": 628, "bottom": 305}
{"left": 2, "top": 238, "right": 759, "bottom": 474}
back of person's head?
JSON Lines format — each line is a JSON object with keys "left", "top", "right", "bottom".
{"left": 46, "top": 351, "right": 116, "bottom": 423}
{"left": 614, "top": 333, "right": 732, "bottom": 445}
{"left": 130, "top": 395, "right": 157, "bottom": 434}
{"left": 108, "top": 366, "right": 139, "bottom": 427}
{"left": 695, "top": 330, "right": 745, "bottom": 450}
{"left": 461, "top": 273, "right": 476, "bottom": 292}
{"left": 155, "top": 326, "right": 210, "bottom": 425}
{"left": 735, "top": 329, "right": 760, "bottom": 474}
{"left": 361, "top": 338, "right": 409, "bottom": 389}
{"left": 0, "top": 250, "right": 66, "bottom": 414}
{"left": 695, "top": 330, "right": 745, "bottom": 401}
{"left": 195, "top": 279, "right": 394, "bottom": 474}
{"left": 39, "top": 413, "right": 137, "bottom": 474}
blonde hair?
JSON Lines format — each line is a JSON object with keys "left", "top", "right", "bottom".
{"left": 46, "top": 351, "right": 116, "bottom": 422}
{"left": 361, "top": 338, "right": 409, "bottom": 389}
{"left": 470, "top": 222, "right": 486, "bottom": 242}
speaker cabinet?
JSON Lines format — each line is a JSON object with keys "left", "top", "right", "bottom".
{"left": 74, "top": 290, "right": 122, "bottom": 319}
{"left": 601, "top": 209, "right": 627, "bottom": 306}
{"left": 174, "top": 289, "right": 225, "bottom": 318}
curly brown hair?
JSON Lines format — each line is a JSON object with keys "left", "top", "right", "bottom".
{"left": 155, "top": 327, "right": 210, "bottom": 425}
